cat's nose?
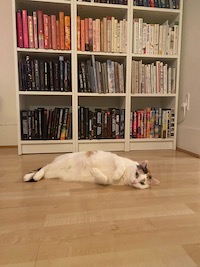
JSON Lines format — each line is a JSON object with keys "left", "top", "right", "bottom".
{"left": 140, "top": 178, "right": 145, "bottom": 183}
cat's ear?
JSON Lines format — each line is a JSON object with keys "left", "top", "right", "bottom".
{"left": 137, "top": 160, "right": 148, "bottom": 170}
{"left": 140, "top": 160, "right": 148, "bottom": 168}
{"left": 149, "top": 177, "right": 160, "bottom": 186}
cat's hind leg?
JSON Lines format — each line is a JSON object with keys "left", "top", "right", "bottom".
{"left": 32, "top": 168, "right": 45, "bottom": 181}
{"left": 23, "top": 167, "right": 45, "bottom": 182}
{"left": 23, "top": 167, "right": 44, "bottom": 182}
{"left": 90, "top": 168, "right": 109, "bottom": 185}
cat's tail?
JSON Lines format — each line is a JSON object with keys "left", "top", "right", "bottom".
{"left": 23, "top": 167, "right": 45, "bottom": 182}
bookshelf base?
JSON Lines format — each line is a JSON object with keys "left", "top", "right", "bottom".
{"left": 19, "top": 140, "right": 73, "bottom": 155}
{"left": 78, "top": 140, "right": 125, "bottom": 152}
{"left": 130, "top": 139, "right": 174, "bottom": 150}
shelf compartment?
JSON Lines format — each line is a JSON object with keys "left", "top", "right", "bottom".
{"left": 77, "top": 3, "right": 128, "bottom": 21}
{"left": 133, "top": 6, "right": 180, "bottom": 24}
{"left": 130, "top": 138, "right": 174, "bottom": 150}
{"left": 20, "top": 140, "right": 73, "bottom": 154}
{"left": 15, "top": 0, "right": 71, "bottom": 15}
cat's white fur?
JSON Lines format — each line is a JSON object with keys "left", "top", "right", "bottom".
{"left": 23, "top": 150, "right": 159, "bottom": 189}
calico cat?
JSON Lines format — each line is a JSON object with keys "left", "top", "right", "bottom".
{"left": 23, "top": 150, "right": 160, "bottom": 189}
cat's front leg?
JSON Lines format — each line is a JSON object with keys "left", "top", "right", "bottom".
{"left": 112, "top": 157, "right": 126, "bottom": 180}
{"left": 90, "top": 168, "right": 108, "bottom": 185}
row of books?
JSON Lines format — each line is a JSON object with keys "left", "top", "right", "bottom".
{"left": 130, "top": 107, "right": 175, "bottom": 138}
{"left": 78, "top": 107, "right": 125, "bottom": 139}
{"left": 18, "top": 56, "right": 71, "bottom": 92}
{"left": 77, "top": 16, "right": 127, "bottom": 53}
{"left": 16, "top": 10, "right": 70, "bottom": 50}
{"left": 20, "top": 108, "right": 72, "bottom": 140}
{"left": 131, "top": 60, "right": 176, "bottom": 94}
{"left": 133, "top": 19, "right": 179, "bottom": 55}
{"left": 78, "top": 57, "right": 125, "bottom": 93}
{"left": 77, "top": 0, "right": 127, "bottom": 4}
{"left": 133, "top": 0, "right": 179, "bottom": 9}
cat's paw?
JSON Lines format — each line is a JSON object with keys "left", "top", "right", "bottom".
{"left": 23, "top": 172, "right": 35, "bottom": 182}
{"left": 113, "top": 169, "right": 124, "bottom": 180}
{"left": 91, "top": 168, "right": 108, "bottom": 184}
{"left": 32, "top": 169, "right": 44, "bottom": 181}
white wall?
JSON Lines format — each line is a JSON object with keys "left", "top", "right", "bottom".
{"left": 0, "top": 0, "right": 17, "bottom": 146}
{"left": 177, "top": 0, "right": 200, "bottom": 155}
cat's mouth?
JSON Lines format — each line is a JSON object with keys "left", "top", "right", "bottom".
{"left": 140, "top": 181, "right": 145, "bottom": 185}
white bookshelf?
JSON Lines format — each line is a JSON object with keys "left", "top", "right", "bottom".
{"left": 12, "top": 0, "right": 183, "bottom": 154}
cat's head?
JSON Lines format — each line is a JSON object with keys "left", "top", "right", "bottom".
{"left": 131, "top": 160, "right": 160, "bottom": 189}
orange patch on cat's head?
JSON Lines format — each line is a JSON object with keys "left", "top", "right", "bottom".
{"left": 86, "top": 151, "right": 95, "bottom": 157}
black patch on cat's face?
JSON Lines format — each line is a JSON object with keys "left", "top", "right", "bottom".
{"left": 137, "top": 164, "right": 149, "bottom": 174}
{"left": 137, "top": 164, "right": 152, "bottom": 181}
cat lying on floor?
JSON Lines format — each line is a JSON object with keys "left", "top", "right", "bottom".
{"left": 23, "top": 150, "right": 160, "bottom": 189}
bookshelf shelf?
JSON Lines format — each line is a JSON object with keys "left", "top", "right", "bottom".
{"left": 19, "top": 91, "right": 72, "bottom": 96}
{"left": 131, "top": 94, "right": 176, "bottom": 97}
{"left": 17, "top": 48, "right": 72, "bottom": 54}
{"left": 13, "top": 0, "right": 183, "bottom": 154}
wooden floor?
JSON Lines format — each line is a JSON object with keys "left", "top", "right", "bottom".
{"left": 0, "top": 148, "right": 200, "bottom": 267}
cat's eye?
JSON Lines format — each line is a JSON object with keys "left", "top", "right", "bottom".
{"left": 135, "top": 171, "right": 139, "bottom": 178}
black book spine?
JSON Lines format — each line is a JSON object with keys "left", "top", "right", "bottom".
{"left": 59, "top": 56, "right": 64, "bottom": 91}
{"left": 64, "top": 61, "right": 68, "bottom": 92}
{"left": 49, "top": 61, "right": 54, "bottom": 91}
{"left": 54, "top": 61, "right": 60, "bottom": 91}
{"left": 25, "top": 55, "right": 32, "bottom": 90}
{"left": 44, "top": 61, "right": 49, "bottom": 91}
{"left": 31, "top": 60, "right": 36, "bottom": 90}
{"left": 39, "top": 61, "right": 45, "bottom": 90}
{"left": 20, "top": 110, "right": 28, "bottom": 140}
{"left": 34, "top": 59, "right": 40, "bottom": 90}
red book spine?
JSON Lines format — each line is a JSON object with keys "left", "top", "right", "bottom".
{"left": 80, "top": 19, "right": 85, "bottom": 51}
{"left": 22, "top": 10, "right": 29, "bottom": 48}
{"left": 33, "top": 12, "right": 38, "bottom": 49}
{"left": 38, "top": 10, "right": 44, "bottom": 49}
{"left": 77, "top": 16, "right": 81, "bottom": 51}
{"left": 16, "top": 10, "right": 23, "bottom": 48}
{"left": 56, "top": 20, "right": 60, "bottom": 50}
{"left": 59, "top": 12, "right": 65, "bottom": 50}
{"left": 150, "top": 0, "right": 155, "bottom": 7}
{"left": 28, "top": 16, "right": 34, "bottom": 48}
{"left": 64, "top": 16, "right": 70, "bottom": 50}
{"left": 48, "top": 16, "right": 52, "bottom": 49}
{"left": 85, "top": 18, "right": 89, "bottom": 51}
{"left": 51, "top": 15, "right": 57, "bottom": 50}
{"left": 43, "top": 14, "right": 49, "bottom": 49}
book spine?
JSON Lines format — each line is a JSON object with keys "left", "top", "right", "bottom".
{"left": 65, "top": 16, "right": 71, "bottom": 50}
{"left": 33, "top": 12, "right": 38, "bottom": 49}
{"left": 48, "top": 16, "right": 52, "bottom": 49}
{"left": 16, "top": 10, "right": 23, "bottom": 48}
{"left": 77, "top": 16, "right": 81, "bottom": 50}
{"left": 56, "top": 20, "right": 60, "bottom": 50}
{"left": 51, "top": 15, "right": 57, "bottom": 50}
{"left": 81, "top": 19, "right": 85, "bottom": 51}
{"left": 22, "top": 10, "right": 29, "bottom": 48}
{"left": 43, "top": 14, "right": 49, "bottom": 49}
{"left": 59, "top": 12, "right": 65, "bottom": 50}
{"left": 38, "top": 10, "right": 44, "bottom": 49}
